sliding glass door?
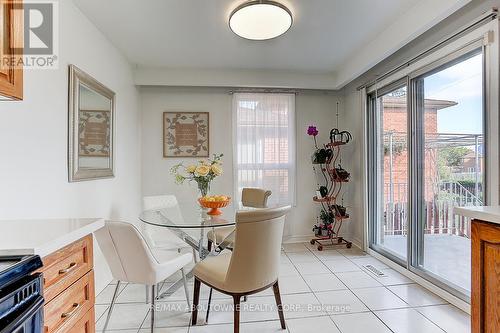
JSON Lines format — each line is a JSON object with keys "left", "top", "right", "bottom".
{"left": 368, "top": 48, "right": 484, "bottom": 299}
{"left": 413, "top": 50, "right": 484, "bottom": 296}
{"left": 369, "top": 83, "right": 409, "bottom": 263}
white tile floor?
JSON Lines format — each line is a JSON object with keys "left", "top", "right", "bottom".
{"left": 95, "top": 243, "right": 470, "bottom": 333}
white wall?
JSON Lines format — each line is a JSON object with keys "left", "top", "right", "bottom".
{"left": 140, "top": 87, "right": 345, "bottom": 240}
{"left": 0, "top": 0, "right": 142, "bottom": 293}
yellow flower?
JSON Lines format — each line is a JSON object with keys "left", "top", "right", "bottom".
{"left": 195, "top": 165, "right": 210, "bottom": 177}
{"left": 186, "top": 165, "right": 196, "bottom": 173}
{"left": 211, "top": 164, "right": 223, "bottom": 176}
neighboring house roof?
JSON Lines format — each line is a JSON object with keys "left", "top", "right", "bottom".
{"left": 462, "top": 151, "right": 483, "bottom": 159}
{"left": 382, "top": 96, "right": 457, "bottom": 110}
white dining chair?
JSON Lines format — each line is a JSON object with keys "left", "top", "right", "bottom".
{"left": 142, "top": 195, "right": 190, "bottom": 251}
{"left": 191, "top": 206, "right": 291, "bottom": 333}
{"left": 207, "top": 188, "right": 272, "bottom": 251}
{"left": 95, "top": 221, "right": 193, "bottom": 333}
{"left": 143, "top": 194, "right": 200, "bottom": 302}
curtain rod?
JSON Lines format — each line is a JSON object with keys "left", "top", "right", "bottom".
{"left": 357, "top": 8, "right": 497, "bottom": 91}
{"left": 227, "top": 88, "right": 299, "bottom": 95}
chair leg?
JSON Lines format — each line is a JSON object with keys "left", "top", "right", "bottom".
{"left": 191, "top": 278, "right": 201, "bottom": 325}
{"left": 103, "top": 281, "right": 121, "bottom": 332}
{"left": 207, "top": 239, "right": 213, "bottom": 252}
{"left": 150, "top": 285, "right": 155, "bottom": 333}
{"left": 272, "top": 281, "right": 286, "bottom": 329}
{"left": 205, "top": 288, "right": 213, "bottom": 323}
{"left": 181, "top": 268, "right": 191, "bottom": 310}
{"left": 233, "top": 295, "right": 241, "bottom": 333}
{"left": 192, "top": 248, "right": 199, "bottom": 263}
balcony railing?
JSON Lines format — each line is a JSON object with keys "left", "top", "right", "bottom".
{"left": 383, "top": 181, "right": 480, "bottom": 238}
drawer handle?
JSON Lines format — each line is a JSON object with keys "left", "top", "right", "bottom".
{"left": 59, "top": 262, "right": 77, "bottom": 274}
{"left": 61, "top": 303, "right": 80, "bottom": 318}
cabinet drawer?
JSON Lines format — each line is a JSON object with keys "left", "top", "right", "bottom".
{"left": 39, "top": 235, "right": 93, "bottom": 302}
{"left": 44, "top": 270, "right": 95, "bottom": 333}
{"left": 65, "top": 308, "right": 95, "bottom": 333}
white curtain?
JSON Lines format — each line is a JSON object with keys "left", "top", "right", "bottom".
{"left": 232, "top": 93, "right": 296, "bottom": 207}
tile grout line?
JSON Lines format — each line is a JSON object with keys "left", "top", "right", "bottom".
{"left": 283, "top": 246, "right": 343, "bottom": 333}
{"left": 94, "top": 283, "right": 129, "bottom": 325}
{"left": 100, "top": 243, "right": 463, "bottom": 333}
{"left": 307, "top": 245, "right": 398, "bottom": 333}
{"left": 413, "top": 306, "right": 452, "bottom": 333}
{"left": 332, "top": 245, "right": 449, "bottom": 333}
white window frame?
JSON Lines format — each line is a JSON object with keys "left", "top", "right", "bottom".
{"left": 232, "top": 93, "right": 297, "bottom": 207}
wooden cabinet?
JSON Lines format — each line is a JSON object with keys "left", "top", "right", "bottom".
{"left": 43, "top": 271, "right": 94, "bottom": 333}
{"left": 40, "top": 236, "right": 93, "bottom": 303}
{"left": 37, "top": 235, "right": 96, "bottom": 333}
{"left": 471, "top": 220, "right": 500, "bottom": 333}
{"left": 68, "top": 309, "right": 95, "bottom": 333}
{"left": 0, "top": 0, "right": 23, "bottom": 100}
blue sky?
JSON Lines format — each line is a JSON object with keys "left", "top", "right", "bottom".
{"left": 424, "top": 53, "right": 483, "bottom": 134}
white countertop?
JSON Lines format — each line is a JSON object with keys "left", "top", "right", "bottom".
{"left": 0, "top": 218, "right": 105, "bottom": 257}
{"left": 454, "top": 206, "right": 500, "bottom": 225}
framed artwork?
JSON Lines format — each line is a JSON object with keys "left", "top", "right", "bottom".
{"left": 163, "top": 112, "right": 209, "bottom": 157}
{"left": 78, "top": 110, "right": 111, "bottom": 157}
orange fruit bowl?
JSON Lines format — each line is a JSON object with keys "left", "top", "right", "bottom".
{"left": 198, "top": 197, "right": 231, "bottom": 216}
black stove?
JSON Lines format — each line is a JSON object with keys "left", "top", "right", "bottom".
{"left": 0, "top": 255, "right": 44, "bottom": 333}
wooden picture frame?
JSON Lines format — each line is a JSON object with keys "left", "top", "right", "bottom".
{"left": 163, "top": 112, "right": 209, "bottom": 157}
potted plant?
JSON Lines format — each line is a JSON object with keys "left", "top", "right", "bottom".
{"left": 170, "top": 153, "right": 223, "bottom": 197}
{"left": 331, "top": 204, "right": 347, "bottom": 218}
{"left": 333, "top": 165, "right": 350, "bottom": 181}
{"left": 313, "top": 224, "right": 321, "bottom": 237}
{"left": 318, "top": 209, "right": 334, "bottom": 236}
{"left": 320, "top": 224, "right": 329, "bottom": 237}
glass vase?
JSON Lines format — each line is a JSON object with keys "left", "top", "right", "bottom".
{"left": 198, "top": 181, "right": 210, "bottom": 198}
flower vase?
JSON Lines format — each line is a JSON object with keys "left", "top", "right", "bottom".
{"left": 198, "top": 182, "right": 210, "bottom": 198}
{"left": 198, "top": 182, "right": 210, "bottom": 212}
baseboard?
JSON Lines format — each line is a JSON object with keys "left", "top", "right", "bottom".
{"left": 282, "top": 234, "right": 314, "bottom": 244}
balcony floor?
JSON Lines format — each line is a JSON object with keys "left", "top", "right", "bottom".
{"left": 382, "top": 234, "right": 470, "bottom": 293}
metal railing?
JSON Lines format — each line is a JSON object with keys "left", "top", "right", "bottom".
{"left": 383, "top": 180, "right": 480, "bottom": 238}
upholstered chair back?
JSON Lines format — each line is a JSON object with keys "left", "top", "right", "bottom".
{"left": 225, "top": 206, "right": 291, "bottom": 293}
{"left": 142, "top": 195, "right": 184, "bottom": 246}
{"left": 241, "top": 188, "right": 272, "bottom": 208}
{"left": 95, "top": 221, "right": 159, "bottom": 285}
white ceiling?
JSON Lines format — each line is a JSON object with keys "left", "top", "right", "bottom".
{"left": 73, "top": 0, "right": 470, "bottom": 88}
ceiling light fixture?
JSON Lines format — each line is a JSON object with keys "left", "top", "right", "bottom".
{"left": 229, "top": 1, "right": 293, "bottom": 41}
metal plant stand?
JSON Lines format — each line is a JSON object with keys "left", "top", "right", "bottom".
{"left": 310, "top": 108, "right": 353, "bottom": 251}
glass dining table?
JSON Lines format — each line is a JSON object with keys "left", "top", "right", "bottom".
{"left": 139, "top": 203, "right": 238, "bottom": 300}
{"left": 139, "top": 204, "right": 238, "bottom": 258}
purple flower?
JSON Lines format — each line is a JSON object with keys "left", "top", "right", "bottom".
{"left": 307, "top": 126, "right": 318, "bottom": 136}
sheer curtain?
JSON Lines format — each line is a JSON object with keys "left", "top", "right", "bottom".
{"left": 232, "top": 93, "right": 296, "bottom": 207}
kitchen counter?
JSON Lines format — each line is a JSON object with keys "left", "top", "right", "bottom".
{"left": 0, "top": 218, "right": 104, "bottom": 257}
{"left": 454, "top": 205, "right": 500, "bottom": 332}
{"left": 454, "top": 206, "right": 500, "bottom": 225}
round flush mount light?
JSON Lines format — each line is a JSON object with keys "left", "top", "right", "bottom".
{"left": 229, "top": 1, "right": 293, "bottom": 41}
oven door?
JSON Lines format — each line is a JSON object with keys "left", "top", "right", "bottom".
{"left": 3, "top": 296, "right": 44, "bottom": 333}
{"left": 0, "top": 273, "right": 44, "bottom": 333}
